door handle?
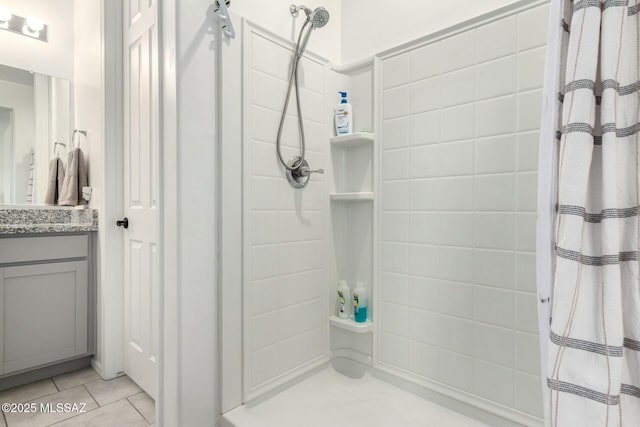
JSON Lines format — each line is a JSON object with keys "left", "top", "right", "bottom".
{"left": 116, "top": 217, "right": 129, "bottom": 229}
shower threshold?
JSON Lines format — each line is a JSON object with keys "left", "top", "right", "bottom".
{"left": 221, "top": 360, "right": 488, "bottom": 427}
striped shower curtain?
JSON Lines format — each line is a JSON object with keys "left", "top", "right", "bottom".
{"left": 548, "top": 0, "right": 640, "bottom": 425}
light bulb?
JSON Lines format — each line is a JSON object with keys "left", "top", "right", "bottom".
{"left": 0, "top": 6, "right": 12, "bottom": 23}
{"left": 26, "top": 16, "right": 44, "bottom": 32}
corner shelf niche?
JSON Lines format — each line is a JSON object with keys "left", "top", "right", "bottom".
{"left": 328, "top": 60, "right": 376, "bottom": 364}
{"left": 330, "top": 192, "right": 374, "bottom": 202}
{"left": 330, "top": 132, "right": 374, "bottom": 148}
{"left": 330, "top": 316, "right": 373, "bottom": 333}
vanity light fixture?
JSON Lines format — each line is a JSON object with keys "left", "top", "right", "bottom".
{"left": 23, "top": 15, "right": 44, "bottom": 37}
{"left": 0, "top": 6, "right": 11, "bottom": 29}
{"left": 0, "top": 7, "right": 47, "bottom": 42}
{"left": 26, "top": 16, "right": 44, "bottom": 31}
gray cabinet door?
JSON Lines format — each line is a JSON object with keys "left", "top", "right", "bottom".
{"left": 0, "top": 261, "right": 88, "bottom": 375}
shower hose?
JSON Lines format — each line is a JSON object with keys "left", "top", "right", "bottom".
{"left": 276, "top": 19, "right": 313, "bottom": 171}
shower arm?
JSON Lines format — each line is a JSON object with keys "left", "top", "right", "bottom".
{"left": 289, "top": 4, "right": 311, "bottom": 18}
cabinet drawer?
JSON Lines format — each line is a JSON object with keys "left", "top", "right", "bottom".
{"left": 0, "top": 235, "right": 88, "bottom": 264}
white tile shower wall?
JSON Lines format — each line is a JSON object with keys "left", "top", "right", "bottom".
{"left": 379, "top": 4, "right": 547, "bottom": 419}
{"left": 245, "top": 30, "right": 329, "bottom": 397}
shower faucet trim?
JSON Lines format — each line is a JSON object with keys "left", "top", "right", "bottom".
{"left": 285, "top": 156, "right": 324, "bottom": 189}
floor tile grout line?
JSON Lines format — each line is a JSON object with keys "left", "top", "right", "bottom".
{"left": 2, "top": 382, "right": 88, "bottom": 426}
{"left": 7, "top": 369, "right": 100, "bottom": 406}
{"left": 1, "top": 370, "right": 150, "bottom": 427}
{"left": 20, "top": 380, "right": 64, "bottom": 405}
{"left": 52, "top": 368, "right": 101, "bottom": 393}
{"left": 82, "top": 383, "right": 100, "bottom": 407}
{"left": 44, "top": 398, "right": 135, "bottom": 427}
{"left": 84, "top": 379, "right": 144, "bottom": 409}
{"left": 9, "top": 385, "right": 96, "bottom": 427}
{"left": 127, "top": 395, "right": 153, "bottom": 425}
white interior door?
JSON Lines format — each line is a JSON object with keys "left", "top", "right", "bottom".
{"left": 122, "top": 0, "right": 159, "bottom": 399}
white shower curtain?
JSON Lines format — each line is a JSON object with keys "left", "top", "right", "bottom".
{"left": 547, "top": 1, "right": 640, "bottom": 425}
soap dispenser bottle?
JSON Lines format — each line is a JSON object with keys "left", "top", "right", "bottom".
{"left": 335, "top": 92, "right": 353, "bottom": 136}
{"left": 337, "top": 280, "right": 351, "bottom": 319}
{"left": 353, "top": 282, "right": 367, "bottom": 323}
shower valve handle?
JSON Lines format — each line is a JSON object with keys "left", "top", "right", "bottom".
{"left": 300, "top": 166, "right": 324, "bottom": 177}
{"left": 285, "top": 156, "right": 322, "bottom": 188}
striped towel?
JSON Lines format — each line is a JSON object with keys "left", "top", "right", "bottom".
{"left": 548, "top": 1, "right": 640, "bottom": 425}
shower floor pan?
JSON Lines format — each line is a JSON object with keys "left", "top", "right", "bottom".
{"left": 221, "top": 362, "right": 487, "bottom": 427}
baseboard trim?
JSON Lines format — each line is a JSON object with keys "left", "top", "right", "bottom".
{"left": 0, "top": 356, "right": 93, "bottom": 391}
{"left": 90, "top": 358, "right": 104, "bottom": 378}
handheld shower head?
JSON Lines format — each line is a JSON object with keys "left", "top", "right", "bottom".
{"left": 289, "top": 4, "right": 330, "bottom": 57}
{"left": 289, "top": 5, "right": 330, "bottom": 28}
{"left": 308, "top": 7, "right": 329, "bottom": 28}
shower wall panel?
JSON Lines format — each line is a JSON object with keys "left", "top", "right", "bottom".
{"left": 243, "top": 27, "right": 329, "bottom": 400}
{"left": 378, "top": 3, "right": 548, "bottom": 420}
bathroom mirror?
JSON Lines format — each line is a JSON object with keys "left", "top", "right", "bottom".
{"left": 0, "top": 63, "right": 72, "bottom": 205}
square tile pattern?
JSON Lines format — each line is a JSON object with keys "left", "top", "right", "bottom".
{"left": 379, "top": 3, "right": 548, "bottom": 419}
{"left": 246, "top": 30, "right": 329, "bottom": 394}
{"left": 0, "top": 368, "right": 154, "bottom": 426}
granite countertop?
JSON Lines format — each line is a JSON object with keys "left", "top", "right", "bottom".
{"left": 0, "top": 207, "right": 98, "bottom": 234}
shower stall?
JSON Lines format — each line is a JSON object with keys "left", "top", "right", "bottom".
{"left": 211, "top": 1, "right": 550, "bottom": 426}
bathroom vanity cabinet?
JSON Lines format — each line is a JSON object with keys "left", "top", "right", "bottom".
{"left": 0, "top": 231, "right": 96, "bottom": 386}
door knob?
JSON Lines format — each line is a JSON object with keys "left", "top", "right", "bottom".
{"left": 116, "top": 217, "right": 129, "bottom": 229}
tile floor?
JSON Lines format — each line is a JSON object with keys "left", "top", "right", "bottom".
{"left": 0, "top": 367, "right": 154, "bottom": 426}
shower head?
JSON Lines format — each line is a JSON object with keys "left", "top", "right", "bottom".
{"left": 308, "top": 7, "right": 329, "bottom": 28}
{"left": 289, "top": 5, "right": 330, "bottom": 28}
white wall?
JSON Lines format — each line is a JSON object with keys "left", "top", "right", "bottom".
{"left": 378, "top": 3, "right": 548, "bottom": 422}
{"left": 73, "top": 0, "right": 108, "bottom": 381}
{"left": 228, "top": 1, "right": 546, "bottom": 65}
{"left": 175, "top": 0, "right": 218, "bottom": 423}
{"left": 0, "top": 0, "right": 75, "bottom": 80}
{"left": 231, "top": 0, "right": 342, "bottom": 63}
{"left": 74, "top": 0, "right": 103, "bottom": 208}
{"left": 342, "top": 0, "right": 527, "bottom": 63}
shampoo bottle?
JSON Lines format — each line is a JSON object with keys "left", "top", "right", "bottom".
{"left": 337, "top": 280, "right": 351, "bottom": 319}
{"left": 353, "top": 282, "right": 367, "bottom": 323}
{"left": 335, "top": 92, "right": 353, "bottom": 136}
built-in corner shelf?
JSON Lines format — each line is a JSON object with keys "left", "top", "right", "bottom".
{"left": 330, "top": 192, "right": 374, "bottom": 202}
{"left": 330, "top": 132, "right": 374, "bottom": 148}
{"left": 330, "top": 316, "right": 373, "bottom": 333}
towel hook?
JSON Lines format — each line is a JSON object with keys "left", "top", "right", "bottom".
{"left": 54, "top": 141, "right": 67, "bottom": 157}
{"left": 72, "top": 129, "right": 87, "bottom": 150}
{"left": 211, "top": 0, "right": 235, "bottom": 39}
